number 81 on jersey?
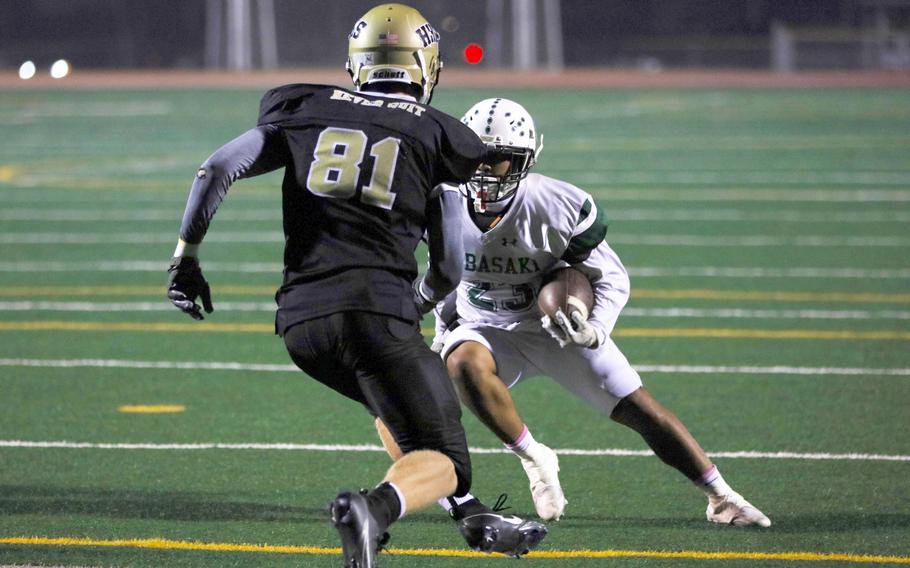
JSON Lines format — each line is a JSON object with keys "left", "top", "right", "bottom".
{"left": 306, "top": 127, "right": 401, "bottom": 210}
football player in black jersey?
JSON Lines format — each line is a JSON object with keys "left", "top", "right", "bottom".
{"left": 167, "top": 3, "right": 545, "bottom": 566}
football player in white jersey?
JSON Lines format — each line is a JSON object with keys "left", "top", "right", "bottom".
{"left": 426, "top": 97, "right": 770, "bottom": 528}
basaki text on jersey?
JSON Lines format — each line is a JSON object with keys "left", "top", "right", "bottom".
{"left": 464, "top": 253, "right": 542, "bottom": 275}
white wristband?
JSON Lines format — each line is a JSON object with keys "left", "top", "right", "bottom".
{"left": 174, "top": 239, "right": 200, "bottom": 258}
{"left": 416, "top": 279, "right": 433, "bottom": 303}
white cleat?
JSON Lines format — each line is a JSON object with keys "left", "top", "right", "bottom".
{"left": 520, "top": 444, "right": 568, "bottom": 521}
{"left": 706, "top": 492, "right": 771, "bottom": 527}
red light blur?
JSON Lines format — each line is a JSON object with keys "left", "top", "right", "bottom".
{"left": 463, "top": 43, "right": 484, "bottom": 64}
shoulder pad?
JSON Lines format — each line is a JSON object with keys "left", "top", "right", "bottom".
{"left": 258, "top": 84, "right": 335, "bottom": 126}
{"left": 433, "top": 113, "right": 486, "bottom": 183}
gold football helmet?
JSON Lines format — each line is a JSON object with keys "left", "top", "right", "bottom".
{"left": 346, "top": 3, "right": 442, "bottom": 104}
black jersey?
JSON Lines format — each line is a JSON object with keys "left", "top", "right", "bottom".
{"left": 257, "top": 84, "right": 486, "bottom": 334}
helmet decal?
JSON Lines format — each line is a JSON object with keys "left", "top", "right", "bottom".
{"left": 350, "top": 20, "right": 367, "bottom": 39}
{"left": 415, "top": 23, "right": 440, "bottom": 48}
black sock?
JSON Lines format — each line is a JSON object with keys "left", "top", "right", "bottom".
{"left": 449, "top": 497, "right": 491, "bottom": 520}
{"left": 366, "top": 482, "right": 401, "bottom": 529}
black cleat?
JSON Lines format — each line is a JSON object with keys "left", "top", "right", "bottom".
{"left": 451, "top": 494, "right": 547, "bottom": 558}
{"left": 458, "top": 512, "right": 548, "bottom": 557}
{"left": 329, "top": 490, "right": 389, "bottom": 568}
{"left": 450, "top": 494, "right": 548, "bottom": 557}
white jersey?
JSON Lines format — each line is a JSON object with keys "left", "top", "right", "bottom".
{"left": 437, "top": 173, "right": 630, "bottom": 343}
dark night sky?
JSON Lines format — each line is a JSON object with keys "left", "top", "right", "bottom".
{"left": 0, "top": 0, "right": 895, "bottom": 69}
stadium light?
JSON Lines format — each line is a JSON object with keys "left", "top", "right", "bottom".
{"left": 18, "top": 61, "right": 36, "bottom": 80}
{"left": 50, "top": 59, "right": 70, "bottom": 79}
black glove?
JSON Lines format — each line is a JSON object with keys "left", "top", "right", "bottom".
{"left": 167, "top": 256, "right": 214, "bottom": 320}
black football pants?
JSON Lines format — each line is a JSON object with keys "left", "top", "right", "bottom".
{"left": 283, "top": 310, "right": 472, "bottom": 496}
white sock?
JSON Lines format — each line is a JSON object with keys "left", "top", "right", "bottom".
{"left": 505, "top": 425, "right": 543, "bottom": 461}
{"left": 387, "top": 481, "right": 407, "bottom": 519}
{"left": 696, "top": 465, "right": 733, "bottom": 499}
{"left": 437, "top": 492, "right": 476, "bottom": 512}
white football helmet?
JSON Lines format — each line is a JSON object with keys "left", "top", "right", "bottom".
{"left": 460, "top": 98, "right": 543, "bottom": 212}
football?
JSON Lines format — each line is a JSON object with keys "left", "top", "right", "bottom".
{"left": 537, "top": 267, "right": 594, "bottom": 321}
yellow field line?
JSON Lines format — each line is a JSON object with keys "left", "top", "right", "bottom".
{"left": 2, "top": 286, "right": 909, "bottom": 304}
{"left": 634, "top": 289, "right": 910, "bottom": 304}
{"left": 118, "top": 405, "right": 185, "bottom": 413}
{"left": 0, "top": 536, "right": 340, "bottom": 555}
{"left": 0, "top": 166, "right": 20, "bottom": 183}
{"left": 1, "top": 536, "right": 908, "bottom": 564}
{"left": 1, "top": 320, "right": 908, "bottom": 341}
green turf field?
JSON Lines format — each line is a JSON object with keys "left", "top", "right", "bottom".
{"left": 1, "top": 85, "right": 909, "bottom": 567}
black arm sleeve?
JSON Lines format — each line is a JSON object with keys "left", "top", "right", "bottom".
{"left": 179, "top": 125, "right": 286, "bottom": 244}
{"left": 434, "top": 115, "right": 487, "bottom": 185}
{"left": 420, "top": 190, "right": 464, "bottom": 303}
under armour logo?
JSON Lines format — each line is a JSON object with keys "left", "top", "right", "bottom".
{"left": 501, "top": 238, "right": 517, "bottom": 246}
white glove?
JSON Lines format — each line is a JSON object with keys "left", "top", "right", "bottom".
{"left": 431, "top": 305, "right": 450, "bottom": 355}
{"left": 541, "top": 313, "right": 570, "bottom": 348}
{"left": 542, "top": 309, "right": 599, "bottom": 349}
{"left": 430, "top": 337, "right": 446, "bottom": 354}
{"left": 558, "top": 309, "right": 600, "bottom": 348}
{"left": 412, "top": 279, "right": 437, "bottom": 315}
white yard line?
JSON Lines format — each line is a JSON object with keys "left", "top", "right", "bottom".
{"left": 567, "top": 94, "right": 731, "bottom": 120}
{"left": 608, "top": 208, "right": 910, "bottom": 223}
{"left": 633, "top": 364, "right": 910, "bottom": 376}
{"left": 1, "top": 101, "right": 173, "bottom": 119}
{"left": 0, "top": 261, "right": 283, "bottom": 273}
{"left": 0, "top": 565, "right": 105, "bottom": 568}
{"left": 561, "top": 132, "right": 910, "bottom": 148}
{"left": 572, "top": 171, "right": 910, "bottom": 186}
{"left": 607, "top": 234, "right": 910, "bottom": 247}
{"left": 0, "top": 232, "right": 283, "bottom": 244}
{"left": 621, "top": 307, "right": 910, "bottom": 320}
{"left": 2, "top": 232, "right": 909, "bottom": 247}
{"left": 2, "top": 358, "right": 909, "bottom": 377}
{"left": 0, "top": 301, "right": 275, "bottom": 312}
{"left": 1, "top": 302, "right": 908, "bottom": 320}
{"left": 1, "top": 207, "right": 908, "bottom": 224}
{"left": 594, "top": 188, "right": 910, "bottom": 202}
{"left": 0, "top": 439, "right": 907, "bottom": 462}
{"left": 630, "top": 266, "right": 910, "bottom": 279}
{"left": 0, "top": 209, "right": 280, "bottom": 221}
{"left": 0, "top": 192, "right": 273, "bottom": 204}
{"left": 0, "top": 358, "right": 297, "bottom": 372}
{"left": 2, "top": 188, "right": 910, "bottom": 204}
{"left": 1, "top": 262, "right": 907, "bottom": 280}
